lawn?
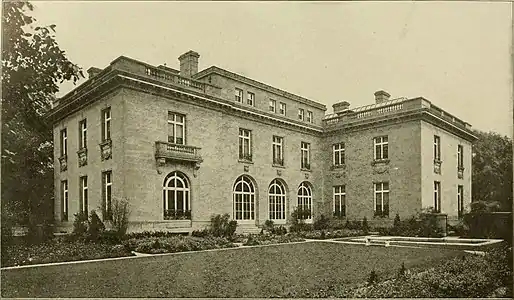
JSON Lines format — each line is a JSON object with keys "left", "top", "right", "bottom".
{"left": 1, "top": 242, "right": 466, "bottom": 298}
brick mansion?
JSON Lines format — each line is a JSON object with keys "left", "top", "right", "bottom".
{"left": 46, "top": 50, "right": 477, "bottom": 233}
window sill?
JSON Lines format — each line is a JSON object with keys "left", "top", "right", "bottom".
{"left": 331, "top": 164, "right": 346, "bottom": 170}
{"left": 372, "top": 159, "right": 390, "bottom": 165}
{"left": 238, "top": 159, "right": 254, "bottom": 164}
{"left": 272, "top": 164, "right": 285, "bottom": 169}
{"left": 99, "top": 139, "right": 112, "bottom": 147}
{"left": 270, "top": 219, "right": 287, "bottom": 225}
{"left": 301, "top": 168, "right": 312, "bottom": 172}
{"left": 373, "top": 215, "right": 390, "bottom": 219}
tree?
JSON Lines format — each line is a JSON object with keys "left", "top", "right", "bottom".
{"left": 1, "top": 1, "right": 83, "bottom": 230}
{"left": 472, "top": 130, "right": 512, "bottom": 212}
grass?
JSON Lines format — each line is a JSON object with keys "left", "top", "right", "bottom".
{"left": 1, "top": 242, "right": 466, "bottom": 298}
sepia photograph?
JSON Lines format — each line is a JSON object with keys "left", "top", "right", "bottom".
{"left": 1, "top": 1, "right": 512, "bottom": 298}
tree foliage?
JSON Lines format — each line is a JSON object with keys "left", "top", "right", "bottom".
{"left": 1, "top": 1, "right": 83, "bottom": 228}
{"left": 472, "top": 129, "right": 512, "bottom": 211}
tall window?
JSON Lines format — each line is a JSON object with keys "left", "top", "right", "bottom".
{"left": 235, "top": 88, "right": 243, "bottom": 102}
{"left": 457, "top": 185, "right": 464, "bottom": 218}
{"left": 307, "top": 111, "right": 313, "bottom": 123}
{"left": 374, "top": 182, "right": 389, "bottom": 217}
{"left": 269, "top": 179, "right": 286, "bottom": 221}
{"left": 168, "top": 112, "right": 186, "bottom": 145}
{"left": 457, "top": 145, "right": 464, "bottom": 168}
{"left": 298, "top": 108, "right": 305, "bottom": 121}
{"left": 247, "top": 92, "right": 255, "bottom": 106}
{"left": 272, "top": 136, "right": 284, "bottom": 166}
{"left": 233, "top": 175, "right": 255, "bottom": 221}
{"left": 297, "top": 182, "right": 312, "bottom": 220}
{"left": 434, "top": 135, "right": 441, "bottom": 161}
{"left": 163, "top": 171, "right": 191, "bottom": 220}
{"left": 374, "top": 136, "right": 388, "bottom": 160}
{"left": 333, "top": 143, "right": 345, "bottom": 166}
{"left": 102, "top": 171, "right": 112, "bottom": 221}
{"left": 79, "top": 119, "right": 87, "bottom": 149}
{"left": 333, "top": 185, "right": 346, "bottom": 218}
{"left": 79, "top": 176, "right": 88, "bottom": 214}
{"left": 60, "top": 129, "right": 67, "bottom": 157}
{"left": 434, "top": 181, "right": 441, "bottom": 213}
{"left": 301, "top": 142, "right": 310, "bottom": 169}
{"left": 238, "top": 128, "right": 252, "bottom": 161}
{"left": 269, "top": 99, "right": 276, "bottom": 113}
{"left": 102, "top": 107, "right": 111, "bottom": 142}
{"left": 279, "top": 102, "right": 286, "bottom": 115}
{"left": 61, "top": 180, "right": 68, "bottom": 221}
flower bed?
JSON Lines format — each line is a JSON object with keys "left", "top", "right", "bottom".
{"left": 1, "top": 238, "right": 133, "bottom": 267}
{"left": 123, "top": 235, "right": 237, "bottom": 254}
{"left": 298, "top": 229, "right": 365, "bottom": 239}
{"left": 241, "top": 234, "right": 305, "bottom": 246}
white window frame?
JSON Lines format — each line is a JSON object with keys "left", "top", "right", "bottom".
{"left": 168, "top": 112, "right": 186, "bottom": 145}
{"left": 333, "top": 185, "right": 346, "bottom": 218}
{"left": 80, "top": 176, "right": 88, "bottom": 213}
{"left": 457, "top": 185, "right": 464, "bottom": 218}
{"left": 269, "top": 99, "right": 276, "bottom": 113}
{"left": 102, "top": 107, "right": 111, "bottom": 142}
{"left": 301, "top": 142, "right": 310, "bottom": 169}
{"left": 79, "top": 119, "right": 87, "bottom": 149}
{"left": 297, "top": 182, "right": 313, "bottom": 222}
{"left": 233, "top": 175, "right": 255, "bottom": 222}
{"left": 60, "top": 129, "right": 67, "bottom": 157}
{"left": 239, "top": 128, "right": 252, "bottom": 161}
{"left": 434, "top": 135, "right": 441, "bottom": 161}
{"left": 298, "top": 108, "right": 305, "bottom": 121}
{"left": 272, "top": 136, "right": 284, "bottom": 166}
{"left": 307, "top": 111, "right": 313, "bottom": 123}
{"left": 103, "top": 171, "right": 112, "bottom": 220}
{"left": 374, "top": 136, "right": 388, "bottom": 160}
{"left": 268, "top": 179, "right": 286, "bottom": 223}
{"left": 163, "top": 171, "right": 191, "bottom": 220}
{"left": 434, "top": 181, "right": 441, "bottom": 213}
{"left": 247, "top": 92, "right": 255, "bottom": 106}
{"left": 61, "top": 180, "right": 68, "bottom": 221}
{"left": 457, "top": 144, "right": 463, "bottom": 168}
{"left": 279, "top": 102, "right": 286, "bottom": 115}
{"left": 235, "top": 88, "right": 243, "bottom": 102}
{"left": 374, "top": 182, "right": 389, "bottom": 217}
{"left": 333, "top": 142, "right": 345, "bottom": 166}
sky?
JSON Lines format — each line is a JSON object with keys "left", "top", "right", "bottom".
{"left": 31, "top": 1, "right": 512, "bottom": 136}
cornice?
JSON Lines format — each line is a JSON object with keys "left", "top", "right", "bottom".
{"left": 195, "top": 66, "right": 327, "bottom": 111}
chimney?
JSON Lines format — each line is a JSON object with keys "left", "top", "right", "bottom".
{"left": 178, "top": 50, "right": 200, "bottom": 78}
{"left": 332, "top": 101, "right": 351, "bottom": 115}
{"left": 87, "top": 67, "right": 102, "bottom": 79}
{"left": 374, "top": 90, "right": 391, "bottom": 104}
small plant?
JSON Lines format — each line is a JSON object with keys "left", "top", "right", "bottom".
{"left": 397, "top": 262, "right": 407, "bottom": 279}
{"left": 72, "top": 211, "right": 89, "bottom": 237}
{"left": 111, "top": 198, "right": 130, "bottom": 238}
{"left": 393, "top": 213, "right": 401, "bottom": 228}
{"left": 210, "top": 214, "right": 237, "bottom": 238}
{"left": 368, "top": 270, "right": 378, "bottom": 285}
{"left": 313, "top": 214, "right": 330, "bottom": 230}
{"left": 263, "top": 219, "right": 275, "bottom": 233}
{"left": 362, "top": 216, "right": 369, "bottom": 234}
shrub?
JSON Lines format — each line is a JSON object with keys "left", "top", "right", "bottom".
{"left": 270, "top": 225, "right": 287, "bottom": 235}
{"left": 87, "top": 210, "right": 105, "bottom": 242}
{"left": 313, "top": 214, "right": 330, "bottom": 230}
{"left": 111, "top": 197, "right": 130, "bottom": 238}
{"left": 99, "top": 230, "right": 122, "bottom": 244}
{"left": 209, "top": 214, "right": 237, "bottom": 238}
{"left": 368, "top": 270, "right": 378, "bottom": 285}
{"left": 362, "top": 217, "right": 369, "bottom": 234}
{"left": 191, "top": 228, "right": 210, "bottom": 238}
{"left": 263, "top": 220, "right": 275, "bottom": 232}
{"left": 72, "top": 211, "right": 89, "bottom": 237}
{"left": 393, "top": 213, "right": 401, "bottom": 228}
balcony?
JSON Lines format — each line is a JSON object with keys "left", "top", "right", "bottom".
{"left": 77, "top": 148, "right": 87, "bottom": 167}
{"left": 58, "top": 155, "right": 68, "bottom": 172}
{"left": 155, "top": 142, "right": 203, "bottom": 165}
{"left": 458, "top": 166, "right": 465, "bottom": 179}
{"left": 434, "top": 160, "right": 442, "bottom": 174}
{"left": 100, "top": 139, "right": 112, "bottom": 161}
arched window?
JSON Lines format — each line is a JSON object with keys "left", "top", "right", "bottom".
{"left": 163, "top": 171, "right": 191, "bottom": 220}
{"left": 233, "top": 175, "right": 255, "bottom": 221}
{"left": 269, "top": 179, "right": 286, "bottom": 221}
{"left": 297, "top": 182, "right": 312, "bottom": 220}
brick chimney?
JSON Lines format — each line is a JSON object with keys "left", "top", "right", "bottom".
{"left": 374, "top": 90, "right": 391, "bottom": 104}
{"left": 87, "top": 67, "right": 102, "bottom": 79}
{"left": 333, "top": 101, "right": 351, "bottom": 115}
{"left": 178, "top": 50, "right": 200, "bottom": 78}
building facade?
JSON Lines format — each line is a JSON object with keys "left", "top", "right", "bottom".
{"left": 46, "top": 50, "right": 476, "bottom": 233}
